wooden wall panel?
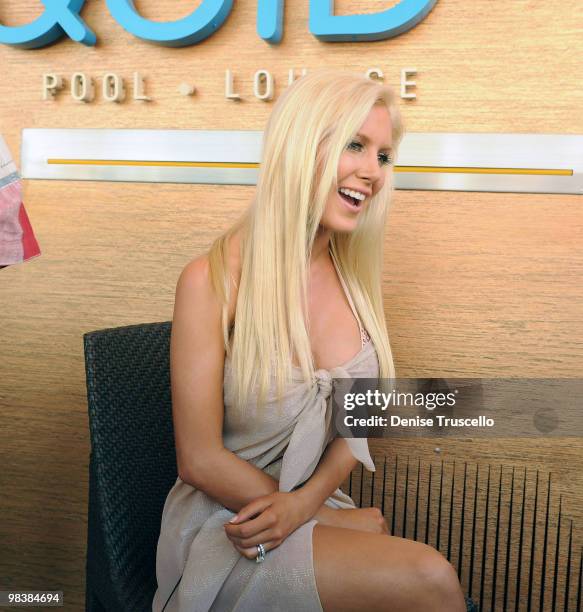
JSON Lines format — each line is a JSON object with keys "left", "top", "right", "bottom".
{"left": 1, "top": 1, "right": 581, "bottom": 609}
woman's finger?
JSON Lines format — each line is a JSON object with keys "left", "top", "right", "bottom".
{"left": 229, "top": 496, "right": 273, "bottom": 524}
{"left": 224, "top": 507, "right": 274, "bottom": 539}
{"left": 226, "top": 526, "right": 274, "bottom": 549}
{"left": 234, "top": 540, "right": 278, "bottom": 561}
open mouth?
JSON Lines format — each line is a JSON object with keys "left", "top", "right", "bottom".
{"left": 338, "top": 189, "right": 363, "bottom": 209}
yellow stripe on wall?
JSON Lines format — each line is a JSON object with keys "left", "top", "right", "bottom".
{"left": 397, "top": 166, "right": 573, "bottom": 176}
{"left": 47, "top": 159, "right": 259, "bottom": 169}
{"left": 47, "top": 159, "right": 573, "bottom": 176}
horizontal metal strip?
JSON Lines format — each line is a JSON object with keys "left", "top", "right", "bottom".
{"left": 21, "top": 129, "right": 583, "bottom": 194}
{"left": 48, "top": 159, "right": 259, "bottom": 169}
{"left": 397, "top": 166, "right": 573, "bottom": 176}
{"left": 47, "top": 158, "right": 574, "bottom": 177}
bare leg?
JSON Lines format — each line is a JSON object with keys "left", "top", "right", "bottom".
{"left": 312, "top": 523, "right": 466, "bottom": 612}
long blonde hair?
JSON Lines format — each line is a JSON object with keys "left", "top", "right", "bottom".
{"left": 209, "top": 70, "right": 405, "bottom": 410}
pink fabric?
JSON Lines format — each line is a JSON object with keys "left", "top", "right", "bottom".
{"left": 0, "top": 135, "right": 41, "bottom": 268}
{"left": 18, "top": 199, "right": 41, "bottom": 262}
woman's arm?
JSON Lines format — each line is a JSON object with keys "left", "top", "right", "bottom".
{"left": 302, "top": 438, "right": 388, "bottom": 533}
{"left": 224, "top": 434, "right": 358, "bottom": 532}
{"left": 224, "top": 438, "right": 387, "bottom": 559}
{"left": 295, "top": 437, "right": 358, "bottom": 520}
{"left": 171, "top": 256, "right": 279, "bottom": 512}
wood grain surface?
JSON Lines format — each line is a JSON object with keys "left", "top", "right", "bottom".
{"left": 1, "top": 1, "right": 582, "bottom": 610}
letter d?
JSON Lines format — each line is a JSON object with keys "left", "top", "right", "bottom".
{"left": 310, "top": 0, "right": 438, "bottom": 42}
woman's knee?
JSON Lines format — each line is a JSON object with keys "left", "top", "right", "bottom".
{"left": 412, "top": 546, "right": 466, "bottom": 611}
{"left": 313, "top": 525, "right": 465, "bottom": 612}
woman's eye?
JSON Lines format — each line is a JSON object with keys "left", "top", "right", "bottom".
{"left": 346, "top": 141, "right": 393, "bottom": 166}
{"left": 378, "top": 152, "right": 393, "bottom": 166}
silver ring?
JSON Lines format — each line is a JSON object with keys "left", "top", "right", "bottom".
{"left": 255, "top": 543, "right": 266, "bottom": 563}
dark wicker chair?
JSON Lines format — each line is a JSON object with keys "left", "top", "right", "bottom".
{"left": 84, "top": 321, "right": 175, "bottom": 611}
{"left": 84, "top": 321, "right": 478, "bottom": 612}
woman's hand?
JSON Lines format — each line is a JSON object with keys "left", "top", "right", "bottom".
{"left": 223, "top": 491, "right": 310, "bottom": 559}
{"left": 314, "top": 505, "right": 389, "bottom": 535}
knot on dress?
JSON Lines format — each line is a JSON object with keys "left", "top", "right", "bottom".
{"left": 315, "top": 370, "right": 333, "bottom": 397}
{"left": 278, "top": 365, "right": 356, "bottom": 492}
{"left": 314, "top": 365, "right": 351, "bottom": 398}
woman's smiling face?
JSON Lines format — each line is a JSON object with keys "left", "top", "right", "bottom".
{"left": 319, "top": 104, "right": 394, "bottom": 234}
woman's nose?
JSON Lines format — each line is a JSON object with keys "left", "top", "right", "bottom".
{"left": 356, "top": 151, "right": 381, "bottom": 183}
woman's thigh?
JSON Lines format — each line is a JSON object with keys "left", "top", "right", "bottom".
{"left": 312, "top": 523, "right": 466, "bottom": 612}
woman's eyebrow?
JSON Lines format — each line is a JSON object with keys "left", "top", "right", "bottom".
{"left": 355, "top": 132, "right": 393, "bottom": 151}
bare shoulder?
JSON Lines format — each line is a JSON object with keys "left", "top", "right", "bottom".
{"left": 172, "top": 256, "right": 222, "bottom": 359}
{"left": 174, "top": 256, "right": 215, "bottom": 324}
{"left": 177, "top": 255, "right": 214, "bottom": 297}
{"left": 176, "top": 230, "right": 243, "bottom": 328}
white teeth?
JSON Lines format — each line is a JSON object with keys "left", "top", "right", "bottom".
{"left": 339, "top": 187, "right": 366, "bottom": 201}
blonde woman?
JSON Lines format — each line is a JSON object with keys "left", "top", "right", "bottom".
{"left": 153, "top": 70, "right": 467, "bottom": 612}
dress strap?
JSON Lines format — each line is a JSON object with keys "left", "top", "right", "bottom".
{"left": 329, "top": 249, "right": 370, "bottom": 347}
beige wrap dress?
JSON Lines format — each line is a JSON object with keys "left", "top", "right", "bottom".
{"left": 152, "top": 253, "right": 380, "bottom": 612}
